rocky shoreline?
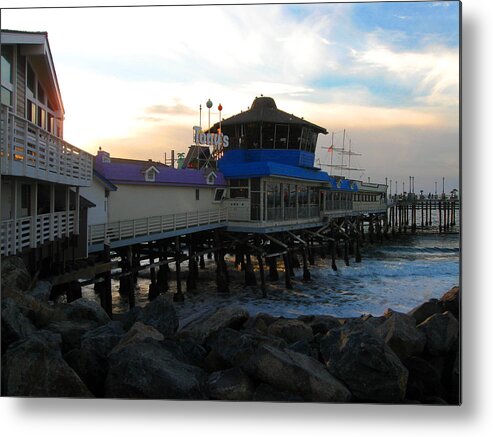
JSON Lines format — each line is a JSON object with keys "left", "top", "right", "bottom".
{"left": 1, "top": 256, "right": 460, "bottom": 404}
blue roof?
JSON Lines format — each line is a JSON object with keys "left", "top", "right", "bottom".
{"left": 220, "top": 161, "right": 333, "bottom": 183}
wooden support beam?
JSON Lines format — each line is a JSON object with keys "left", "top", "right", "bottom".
{"left": 257, "top": 254, "right": 267, "bottom": 297}
{"left": 282, "top": 253, "right": 293, "bottom": 289}
{"left": 173, "top": 236, "right": 185, "bottom": 302}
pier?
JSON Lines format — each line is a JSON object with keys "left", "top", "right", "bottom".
{"left": 388, "top": 197, "right": 460, "bottom": 234}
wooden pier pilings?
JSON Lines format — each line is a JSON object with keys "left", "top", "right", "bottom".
{"left": 388, "top": 199, "right": 459, "bottom": 234}
{"left": 39, "top": 196, "right": 459, "bottom": 315}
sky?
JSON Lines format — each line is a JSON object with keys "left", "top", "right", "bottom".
{"left": 1, "top": 0, "right": 460, "bottom": 194}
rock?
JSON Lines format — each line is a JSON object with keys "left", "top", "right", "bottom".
{"left": 46, "top": 320, "right": 100, "bottom": 353}
{"left": 111, "top": 321, "right": 164, "bottom": 354}
{"left": 407, "top": 299, "right": 443, "bottom": 325}
{"left": 242, "top": 313, "right": 277, "bottom": 334}
{"left": 404, "top": 356, "right": 443, "bottom": 401}
{"left": 440, "top": 287, "right": 460, "bottom": 319}
{"left": 287, "top": 339, "right": 317, "bottom": 359}
{"left": 28, "top": 281, "right": 52, "bottom": 302}
{"left": 253, "top": 383, "right": 304, "bottom": 402}
{"left": 267, "top": 318, "right": 314, "bottom": 344}
{"left": 105, "top": 339, "right": 208, "bottom": 399}
{"left": 176, "top": 337, "right": 207, "bottom": 369}
{"left": 417, "top": 311, "right": 459, "bottom": 356}
{"left": 1, "top": 331, "right": 92, "bottom": 397}
{"left": 1, "top": 256, "right": 31, "bottom": 292}
{"left": 56, "top": 298, "right": 111, "bottom": 326}
{"left": 205, "top": 328, "right": 288, "bottom": 368}
{"left": 241, "top": 344, "right": 351, "bottom": 402}
{"left": 180, "top": 306, "right": 249, "bottom": 344}
{"left": 298, "top": 314, "right": 342, "bottom": 335}
{"left": 320, "top": 323, "right": 408, "bottom": 402}
{"left": 375, "top": 310, "right": 426, "bottom": 360}
{"left": 207, "top": 368, "right": 255, "bottom": 401}
{"left": 1, "top": 287, "right": 56, "bottom": 328}
{"left": 64, "top": 321, "right": 125, "bottom": 397}
{"left": 137, "top": 296, "right": 178, "bottom": 337}
{"left": 116, "top": 306, "right": 143, "bottom": 331}
{"left": 1, "top": 298, "right": 36, "bottom": 351}
{"left": 362, "top": 315, "right": 387, "bottom": 330}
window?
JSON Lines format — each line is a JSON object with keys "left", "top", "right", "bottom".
{"left": 195, "top": 189, "right": 200, "bottom": 200}
{"left": 25, "top": 61, "right": 61, "bottom": 137}
{"left": 1, "top": 45, "right": 13, "bottom": 107}
{"left": 214, "top": 188, "right": 225, "bottom": 202}
{"left": 27, "top": 100, "right": 36, "bottom": 124}
{"left": 229, "top": 178, "right": 249, "bottom": 198}
{"left": 207, "top": 173, "right": 216, "bottom": 185}
{"left": 27, "top": 63, "right": 36, "bottom": 95}
{"left": 145, "top": 169, "right": 156, "bottom": 182}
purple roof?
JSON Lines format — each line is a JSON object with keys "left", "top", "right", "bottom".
{"left": 95, "top": 154, "right": 227, "bottom": 187}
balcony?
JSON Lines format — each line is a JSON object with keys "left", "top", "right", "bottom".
{"left": 1, "top": 211, "right": 75, "bottom": 256}
{"left": 88, "top": 208, "right": 228, "bottom": 252}
{"left": 0, "top": 105, "right": 92, "bottom": 186}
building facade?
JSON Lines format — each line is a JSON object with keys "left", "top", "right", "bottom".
{"left": 1, "top": 30, "right": 93, "bottom": 270}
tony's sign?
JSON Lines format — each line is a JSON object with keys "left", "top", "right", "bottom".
{"left": 193, "top": 126, "right": 229, "bottom": 149}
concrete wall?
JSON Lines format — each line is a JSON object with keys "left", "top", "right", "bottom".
{"left": 108, "top": 184, "right": 220, "bottom": 222}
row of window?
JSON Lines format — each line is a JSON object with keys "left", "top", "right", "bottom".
{"left": 1, "top": 44, "right": 62, "bottom": 138}
{"left": 223, "top": 124, "right": 319, "bottom": 153}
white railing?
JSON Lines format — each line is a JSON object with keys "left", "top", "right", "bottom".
{"left": 88, "top": 208, "right": 228, "bottom": 248}
{"left": 0, "top": 105, "right": 92, "bottom": 186}
{"left": 323, "top": 202, "right": 388, "bottom": 217}
{"left": 1, "top": 211, "right": 75, "bottom": 256}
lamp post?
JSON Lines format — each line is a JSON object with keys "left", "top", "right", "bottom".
{"left": 206, "top": 99, "right": 213, "bottom": 130}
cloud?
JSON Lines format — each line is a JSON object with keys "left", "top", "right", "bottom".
{"left": 352, "top": 41, "right": 459, "bottom": 107}
{"left": 145, "top": 103, "right": 196, "bottom": 116}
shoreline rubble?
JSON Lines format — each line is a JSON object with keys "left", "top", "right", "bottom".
{"left": 1, "top": 256, "right": 460, "bottom": 404}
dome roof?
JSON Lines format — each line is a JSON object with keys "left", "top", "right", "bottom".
{"left": 250, "top": 96, "right": 277, "bottom": 110}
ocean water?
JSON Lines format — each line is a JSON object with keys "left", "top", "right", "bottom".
{"left": 82, "top": 231, "right": 460, "bottom": 322}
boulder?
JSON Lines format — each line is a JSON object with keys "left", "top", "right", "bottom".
{"left": 28, "top": 281, "right": 52, "bottom": 302}
{"left": 267, "top": 318, "right": 314, "bottom": 344}
{"left": 320, "top": 323, "right": 408, "bottom": 402}
{"left": 175, "top": 337, "right": 207, "bottom": 369}
{"left": 440, "top": 287, "right": 460, "bottom": 319}
{"left": 298, "top": 314, "right": 342, "bottom": 335}
{"left": 287, "top": 339, "right": 316, "bottom": 358}
{"left": 1, "top": 331, "right": 92, "bottom": 397}
{"left": 180, "top": 306, "right": 249, "bottom": 344}
{"left": 407, "top": 298, "right": 443, "bottom": 325}
{"left": 55, "top": 298, "right": 111, "bottom": 326}
{"left": 46, "top": 320, "right": 100, "bottom": 353}
{"left": 241, "top": 344, "right": 351, "bottom": 403}
{"left": 242, "top": 312, "right": 277, "bottom": 334}
{"left": 137, "top": 295, "right": 178, "bottom": 337}
{"left": 207, "top": 368, "right": 255, "bottom": 401}
{"left": 253, "top": 383, "right": 304, "bottom": 402}
{"left": 205, "top": 328, "right": 288, "bottom": 368}
{"left": 417, "top": 311, "right": 459, "bottom": 356}
{"left": 1, "top": 287, "right": 56, "bottom": 328}
{"left": 404, "top": 356, "right": 443, "bottom": 401}
{"left": 64, "top": 321, "right": 125, "bottom": 397}
{"left": 116, "top": 306, "right": 143, "bottom": 331}
{"left": 1, "top": 298, "right": 36, "bottom": 351}
{"left": 362, "top": 315, "right": 387, "bottom": 330}
{"left": 375, "top": 310, "right": 426, "bottom": 360}
{"left": 111, "top": 321, "right": 164, "bottom": 354}
{"left": 1, "top": 256, "right": 31, "bottom": 292}
{"left": 105, "top": 339, "right": 208, "bottom": 399}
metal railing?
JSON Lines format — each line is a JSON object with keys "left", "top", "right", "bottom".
{"left": 88, "top": 208, "right": 228, "bottom": 248}
{"left": 0, "top": 105, "right": 92, "bottom": 186}
{"left": 1, "top": 211, "right": 75, "bottom": 256}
